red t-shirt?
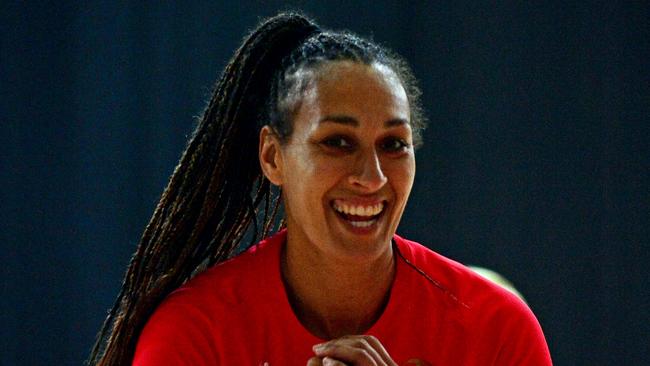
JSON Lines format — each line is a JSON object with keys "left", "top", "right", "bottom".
{"left": 134, "top": 230, "right": 552, "bottom": 365}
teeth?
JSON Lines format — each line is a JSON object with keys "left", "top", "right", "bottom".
{"left": 350, "top": 219, "right": 377, "bottom": 228}
{"left": 333, "top": 200, "right": 384, "bottom": 217}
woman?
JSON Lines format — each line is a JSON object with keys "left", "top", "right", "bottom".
{"left": 89, "top": 13, "right": 551, "bottom": 365}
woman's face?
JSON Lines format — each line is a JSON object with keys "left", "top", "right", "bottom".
{"left": 262, "top": 60, "right": 415, "bottom": 260}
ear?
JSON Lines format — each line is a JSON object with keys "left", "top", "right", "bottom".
{"left": 259, "top": 125, "right": 284, "bottom": 186}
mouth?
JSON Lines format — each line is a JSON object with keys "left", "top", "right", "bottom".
{"left": 331, "top": 199, "right": 386, "bottom": 230}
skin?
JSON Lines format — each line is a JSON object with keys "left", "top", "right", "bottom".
{"left": 259, "top": 60, "right": 414, "bottom": 365}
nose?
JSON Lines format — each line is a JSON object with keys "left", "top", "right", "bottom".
{"left": 348, "top": 148, "right": 388, "bottom": 191}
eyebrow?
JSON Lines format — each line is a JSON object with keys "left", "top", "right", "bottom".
{"left": 319, "top": 115, "right": 409, "bottom": 128}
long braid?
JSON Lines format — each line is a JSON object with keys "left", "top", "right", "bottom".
{"left": 88, "top": 13, "right": 319, "bottom": 366}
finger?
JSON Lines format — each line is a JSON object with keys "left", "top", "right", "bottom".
{"left": 339, "top": 335, "right": 386, "bottom": 364}
{"left": 313, "top": 342, "right": 379, "bottom": 366}
{"left": 307, "top": 356, "right": 323, "bottom": 366}
{"left": 363, "top": 335, "right": 397, "bottom": 366}
{"left": 322, "top": 357, "right": 348, "bottom": 366}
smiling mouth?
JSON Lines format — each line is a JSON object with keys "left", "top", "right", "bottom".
{"left": 331, "top": 200, "right": 386, "bottom": 228}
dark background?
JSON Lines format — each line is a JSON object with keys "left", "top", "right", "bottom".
{"left": 2, "top": 1, "right": 648, "bottom": 365}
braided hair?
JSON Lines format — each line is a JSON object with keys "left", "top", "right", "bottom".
{"left": 88, "top": 12, "right": 425, "bottom": 365}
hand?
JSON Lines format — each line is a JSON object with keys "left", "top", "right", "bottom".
{"left": 306, "top": 335, "right": 397, "bottom": 366}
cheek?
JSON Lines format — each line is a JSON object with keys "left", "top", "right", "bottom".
{"left": 386, "top": 158, "right": 416, "bottom": 195}
{"left": 282, "top": 150, "right": 343, "bottom": 201}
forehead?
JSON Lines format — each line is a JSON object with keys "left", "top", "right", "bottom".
{"left": 298, "top": 61, "right": 410, "bottom": 121}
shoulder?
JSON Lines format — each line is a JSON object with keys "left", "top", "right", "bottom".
{"left": 169, "top": 230, "right": 286, "bottom": 305}
{"left": 394, "top": 234, "right": 525, "bottom": 311}
{"left": 393, "top": 234, "right": 552, "bottom": 364}
{"left": 133, "top": 231, "right": 287, "bottom": 365}
{"left": 143, "top": 233, "right": 278, "bottom": 315}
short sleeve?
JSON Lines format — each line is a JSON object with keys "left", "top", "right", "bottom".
{"left": 491, "top": 296, "right": 553, "bottom": 365}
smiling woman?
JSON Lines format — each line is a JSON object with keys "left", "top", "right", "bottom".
{"left": 89, "top": 12, "right": 552, "bottom": 366}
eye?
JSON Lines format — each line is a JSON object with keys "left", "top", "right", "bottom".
{"left": 321, "top": 135, "right": 354, "bottom": 150}
{"left": 381, "top": 137, "right": 410, "bottom": 152}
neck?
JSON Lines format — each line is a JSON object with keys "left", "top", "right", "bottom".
{"left": 281, "top": 236, "right": 396, "bottom": 339}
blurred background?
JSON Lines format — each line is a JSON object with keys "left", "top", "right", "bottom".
{"left": 2, "top": 1, "right": 648, "bottom": 365}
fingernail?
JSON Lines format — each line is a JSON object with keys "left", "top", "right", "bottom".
{"left": 313, "top": 343, "right": 325, "bottom": 352}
